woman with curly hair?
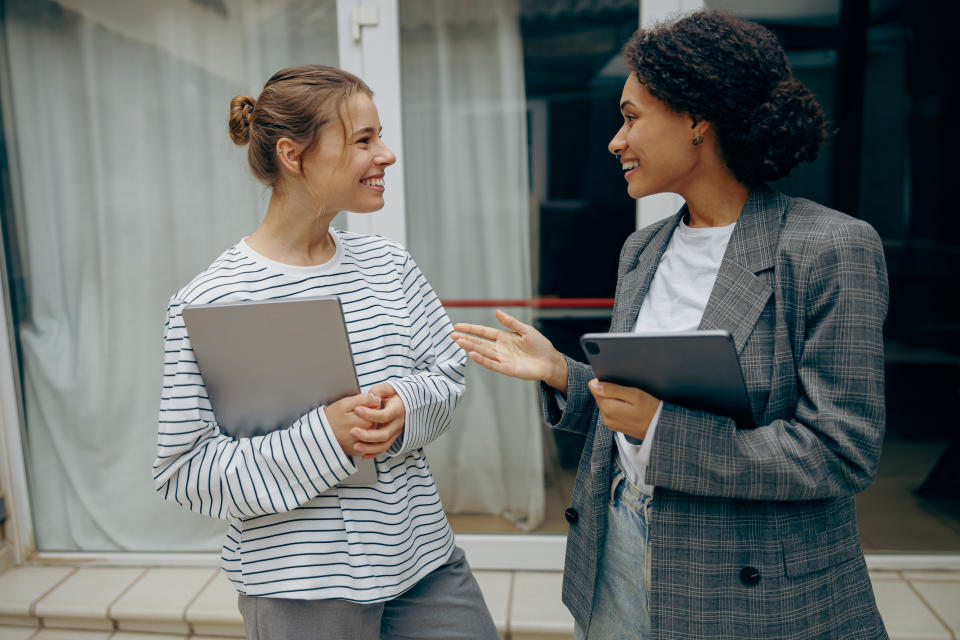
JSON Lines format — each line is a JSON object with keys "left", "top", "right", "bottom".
{"left": 453, "top": 10, "right": 888, "bottom": 639}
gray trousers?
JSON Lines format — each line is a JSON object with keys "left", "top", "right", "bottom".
{"left": 237, "top": 546, "right": 499, "bottom": 640}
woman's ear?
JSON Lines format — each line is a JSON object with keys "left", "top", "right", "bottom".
{"left": 689, "top": 117, "right": 711, "bottom": 146}
{"left": 275, "top": 137, "right": 302, "bottom": 175}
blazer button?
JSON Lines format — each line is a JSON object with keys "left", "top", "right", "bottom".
{"left": 564, "top": 508, "right": 579, "bottom": 524}
{"left": 739, "top": 566, "right": 761, "bottom": 586}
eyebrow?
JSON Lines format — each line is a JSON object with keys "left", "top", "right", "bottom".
{"left": 351, "top": 126, "right": 381, "bottom": 137}
{"left": 620, "top": 100, "right": 636, "bottom": 112}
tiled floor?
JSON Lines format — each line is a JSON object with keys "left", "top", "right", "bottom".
{"left": 0, "top": 564, "right": 958, "bottom": 639}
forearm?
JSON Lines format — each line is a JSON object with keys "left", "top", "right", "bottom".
{"left": 153, "top": 406, "right": 355, "bottom": 520}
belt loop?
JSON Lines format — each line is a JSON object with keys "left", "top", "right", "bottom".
{"left": 610, "top": 461, "right": 625, "bottom": 503}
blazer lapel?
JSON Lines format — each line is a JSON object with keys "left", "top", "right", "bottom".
{"left": 610, "top": 212, "right": 683, "bottom": 332}
{"left": 698, "top": 185, "right": 783, "bottom": 353}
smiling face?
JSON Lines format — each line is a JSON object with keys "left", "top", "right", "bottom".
{"left": 301, "top": 93, "right": 396, "bottom": 215}
{"left": 608, "top": 72, "right": 704, "bottom": 200}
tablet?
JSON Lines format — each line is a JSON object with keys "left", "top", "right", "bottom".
{"left": 580, "top": 330, "right": 754, "bottom": 428}
{"left": 182, "top": 295, "right": 377, "bottom": 485}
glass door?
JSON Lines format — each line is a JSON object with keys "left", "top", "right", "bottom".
{"left": 0, "top": 0, "right": 345, "bottom": 552}
{"left": 396, "top": 0, "right": 639, "bottom": 539}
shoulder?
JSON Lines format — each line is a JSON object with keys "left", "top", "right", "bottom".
{"left": 172, "top": 244, "right": 255, "bottom": 304}
{"left": 777, "top": 198, "right": 886, "bottom": 284}
{"left": 780, "top": 196, "right": 877, "bottom": 241}
{"left": 778, "top": 196, "right": 883, "bottom": 260}
{"left": 336, "top": 229, "right": 409, "bottom": 266}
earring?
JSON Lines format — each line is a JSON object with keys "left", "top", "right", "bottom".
{"left": 691, "top": 133, "right": 704, "bottom": 146}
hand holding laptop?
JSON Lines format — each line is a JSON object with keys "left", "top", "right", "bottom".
{"left": 333, "top": 381, "right": 406, "bottom": 459}
{"left": 325, "top": 390, "right": 386, "bottom": 457}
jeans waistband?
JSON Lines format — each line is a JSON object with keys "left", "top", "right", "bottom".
{"left": 610, "top": 459, "right": 653, "bottom": 515}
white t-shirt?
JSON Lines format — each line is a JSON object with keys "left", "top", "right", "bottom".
{"left": 617, "top": 217, "right": 737, "bottom": 494}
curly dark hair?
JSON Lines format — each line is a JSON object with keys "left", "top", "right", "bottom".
{"left": 623, "top": 10, "right": 828, "bottom": 186}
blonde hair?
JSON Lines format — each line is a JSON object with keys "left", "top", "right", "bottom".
{"left": 228, "top": 65, "right": 372, "bottom": 186}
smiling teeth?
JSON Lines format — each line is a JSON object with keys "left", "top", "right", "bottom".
{"left": 362, "top": 177, "right": 384, "bottom": 186}
{"left": 622, "top": 161, "right": 639, "bottom": 171}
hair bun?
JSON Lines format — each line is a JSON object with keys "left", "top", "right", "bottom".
{"left": 737, "top": 78, "right": 828, "bottom": 183}
{"left": 228, "top": 95, "right": 257, "bottom": 145}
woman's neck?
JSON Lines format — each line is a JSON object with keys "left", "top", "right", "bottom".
{"left": 246, "top": 190, "right": 338, "bottom": 266}
{"left": 683, "top": 177, "right": 750, "bottom": 228}
{"left": 678, "top": 153, "right": 751, "bottom": 228}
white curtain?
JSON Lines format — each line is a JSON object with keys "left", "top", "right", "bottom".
{"left": 3, "top": 0, "right": 339, "bottom": 551}
{"left": 400, "top": 0, "right": 545, "bottom": 530}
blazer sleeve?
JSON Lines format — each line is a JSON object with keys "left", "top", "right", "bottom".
{"left": 152, "top": 297, "right": 359, "bottom": 521}
{"left": 538, "top": 357, "right": 598, "bottom": 435}
{"left": 384, "top": 252, "right": 466, "bottom": 456}
{"left": 646, "top": 220, "right": 889, "bottom": 500}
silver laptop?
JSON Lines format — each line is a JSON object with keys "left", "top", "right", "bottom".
{"left": 182, "top": 295, "right": 377, "bottom": 485}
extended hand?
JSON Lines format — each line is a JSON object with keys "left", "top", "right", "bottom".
{"left": 588, "top": 379, "right": 660, "bottom": 441}
{"left": 352, "top": 382, "right": 405, "bottom": 459}
{"left": 451, "top": 309, "right": 569, "bottom": 392}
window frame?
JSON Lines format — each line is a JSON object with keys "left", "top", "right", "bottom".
{"left": 2, "top": 0, "right": 959, "bottom": 574}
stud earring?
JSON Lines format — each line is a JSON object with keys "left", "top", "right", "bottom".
{"left": 691, "top": 133, "right": 704, "bottom": 146}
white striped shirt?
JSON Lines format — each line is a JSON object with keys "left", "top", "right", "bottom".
{"left": 153, "top": 228, "right": 465, "bottom": 602}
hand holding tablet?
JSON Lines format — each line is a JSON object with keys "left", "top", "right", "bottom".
{"left": 580, "top": 330, "right": 754, "bottom": 429}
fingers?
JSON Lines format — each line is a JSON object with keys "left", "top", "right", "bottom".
{"left": 453, "top": 310, "right": 532, "bottom": 340}
{"left": 354, "top": 398, "right": 403, "bottom": 424}
{"left": 351, "top": 394, "right": 405, "bottom": 458}
{"left": 587, "top": 379, "right": 638, "bottom": 401}
{"left": 337, "top": 391, "right": 382, "bottom": 411}
{"left": 351, "top": 422, "right": 397, "bottom": 444}
{"left": 353, "top": 419, "right": 403, "bottom": 459}
{"left": 451, "top": 332, "right": 510, "bottom": 374}
{"left": 466, "top": 349, "right": 508, "bottom": 374}
{"left": 451, "top": 335, "right": 495, "bottom": 360}
{"left": 452, "top": 335, "right": 502, "bottom": 362}
{"left": 588, "top": 379, "right": 659, "bottom": 440}
{"left": 494, "top": 309, "right": 530, "bottom": 335}
{"left": 452, "top": 322, "right": 505, "bottom": 341}
{"left": 368, "top": 381, "right": 397, "bottom": 398}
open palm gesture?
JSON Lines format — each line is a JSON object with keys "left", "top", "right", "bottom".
{"left": 451, "top": 309, "right": 569, "bottom": 393}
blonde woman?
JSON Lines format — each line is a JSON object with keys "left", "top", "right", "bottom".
{"left": 154, "top": 65, "right": 497, "bottom": 640}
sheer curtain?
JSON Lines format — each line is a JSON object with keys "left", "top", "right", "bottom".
{"left": 2, "top": 0, "right": 339, "bottom": 550}
{"left": 400, "top": 0, "right": 545, "bottom": 530}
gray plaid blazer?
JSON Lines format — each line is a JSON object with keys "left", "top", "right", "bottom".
{"left": 541, "top": 185, "right": 889, "bottom": 639}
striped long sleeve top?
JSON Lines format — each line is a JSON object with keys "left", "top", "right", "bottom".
{"left": 153, "top": 229, "right": 465, "bottom": 602}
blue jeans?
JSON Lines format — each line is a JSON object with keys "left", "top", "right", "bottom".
{"left": 575, "top": 461, "right": 652, "bottom": 640}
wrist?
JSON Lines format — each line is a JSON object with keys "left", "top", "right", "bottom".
{"left": 545, "top": 352, "right": 569, "bottom": 394}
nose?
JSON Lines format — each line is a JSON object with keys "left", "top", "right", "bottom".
{"left": 375, "top": 139, "right": 397, "bottom": 167}
{"left": 608, "top": 123, "right": 627, "bottom": 157}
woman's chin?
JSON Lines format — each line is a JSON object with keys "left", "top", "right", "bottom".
{"left": 627, "top": 184, "right": 649, "bottom": 200}
{"left": 347, "top": 202, "right": 386, "bottom": 215}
